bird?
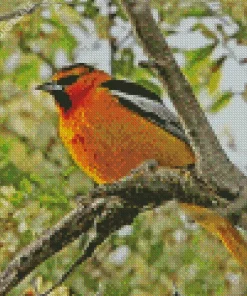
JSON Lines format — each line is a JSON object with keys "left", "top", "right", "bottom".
{"left": 36, "top": 63, "right": 247, "bottom": 268}
{"left": 36, "top": 63, "right": 195, "bottom": 183}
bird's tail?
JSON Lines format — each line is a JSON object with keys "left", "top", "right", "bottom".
{"left": 180, "top": 203, "right": 247, "bottom": 268}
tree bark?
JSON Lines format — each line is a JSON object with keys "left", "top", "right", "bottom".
{"left": 120, "top": 0, "right": 247, "bottom": 200}
{"left": 0, "top": 170, "right": 222, "bottom": 295}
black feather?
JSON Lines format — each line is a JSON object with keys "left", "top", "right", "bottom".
{"left": 101, "top": 79, "right": 189, "bottom": 144}
{"left": 56, "top": 75, "right": 80, "bottom": 86}
{"left": 51, "top": 90, "right": 72, "bottom": 111}
{"left": 102, "top": 79, "right": 162, "bottom": 103}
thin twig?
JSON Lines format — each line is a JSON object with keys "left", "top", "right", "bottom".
{"left": 0, "top": 3, "right": 39, "bottom": 22}
{"left": 39, "top": 234, "right": 105, "bottom": 296}
{"left": 0, "top": 2, "right": 70, "bottom": 22}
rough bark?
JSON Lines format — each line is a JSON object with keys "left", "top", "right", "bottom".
{"left": 0, "top": 170, "right": 222, "bottom": 295}
{"left": 119, "top": 0, "right": 247, "bottom": 200}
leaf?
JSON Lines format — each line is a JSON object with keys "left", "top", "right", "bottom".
{"left": 136, "top": 79, "right": 162, "bottom": 97}
{"left": 233, "top": 23, "right": 247, "bottom": 46}
{"left": 9, "top": 191, "right": 24, "bottom": 206}
{"left": 104, "top": 276, "right": 131, "bottom": 296}
{"left": 0, "top": 137, "right": 12, "bottom": 154}
{"left": 19, "top": 178, "right": 33, "bottom": 194}
{"left": 131, "top": 66, "right": 150, "bottom": 79}
{"left": 148, "top": 240, "right": 163, "bottom": 265}
{"left": 95, "top": 15, "right": 110, "bottom": 39}
{"left": 185, "top": 44, "right": 215, "bottom": 70}
{"left": 114, "top": 0, "right": 128, "bottom": 21}
{"left": 211, "top": 56, "right": 227, "bottom": 73}
{"left": 242, "top": 85, "right": 247, "bottom": 102}
{"left": 14, "top": 62, "right": 39, "bottom": 89}
{"left": 0, "top": 43, "right": 11, "bottom": 61}
{"left": 208, "top": 56, "right": 226, "bottom": 95}
{"left": 56, "top": 4, "right": 82, "bottom": 24}
{"left": 83, "top": 272, "right": 99, "bottom": 291}
{"left": 208, "top": 67, "right": 222, "bottom": 95}
{"left": 46, "top": 17, "right": 77, "bottom": 60}
{"left": 181, "top": 6, "right": 212, "bottom": 17}
{"left": 83, "top": 0, "right": 100, "bottom": 19}
{"left": 191, "top": 23, "right": 218, "bottom": 40}
{"left": 39, "top": 194, "right": 68, "bottom": 207}
{"left": 210, "top": 92, "right": 232, "bottom": 113}
{"left": 0, "top": 163, "right": 28, "bottom": 187}
{"left": 114, "top": 48, "right": 134, "bottom": 77}
{"left": 184, "top": 54, "right": 211, "bottom": 88}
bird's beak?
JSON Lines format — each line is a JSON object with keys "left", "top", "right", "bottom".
{"left": 35, "top": 82, "right": 63, "bottom": 92}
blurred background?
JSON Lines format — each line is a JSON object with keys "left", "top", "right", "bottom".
{"left": 0, "top": 0, "right": 247, "bottom": 295}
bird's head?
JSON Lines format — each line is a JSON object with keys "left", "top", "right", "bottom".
{"left": 36, "top": 63, "right": 110, "bottom": 112}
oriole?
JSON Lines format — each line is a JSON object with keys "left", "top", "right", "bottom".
{"left": 37, "top": 63, "right": 247, "bottom": 268}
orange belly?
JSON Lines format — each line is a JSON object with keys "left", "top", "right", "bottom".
{"left": 59, "top": 89, "right": 195, "bottom": 184}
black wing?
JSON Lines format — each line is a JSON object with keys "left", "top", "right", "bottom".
{"left": 101, "top": 79, "right": 190, "bottom": 144}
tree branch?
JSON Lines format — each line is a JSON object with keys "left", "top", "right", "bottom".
{"left": 119, "top": 0, "right": 247, "bottom": 200}
{"left": 0, "top": 3, "right": 39, "bottom": 22}
{"left": 0, "top": 197, "right": 106, "bottom": 296}
{"left": 0, "top": 2, "right": 65, "bottom": 22}
{"left": 0, "top": 170, "right": 221, "bottom": 295}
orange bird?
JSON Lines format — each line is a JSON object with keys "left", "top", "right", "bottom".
{"left": 37, "top": 63, "right": 247, "bottom": 268}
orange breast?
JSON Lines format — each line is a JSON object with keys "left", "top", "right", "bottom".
{"left": 59, "top": 88, "right": 195, "bottom": 184}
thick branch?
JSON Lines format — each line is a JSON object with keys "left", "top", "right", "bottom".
{"left": 120, "top": 0, "right": 247, "bottom": 198}
{"left": 0, "top": 4, "right": 39, "bottom": 22}
{"left": 0, "top": 198, "right": 107, "bottom": 295}
{"left": 0, "top": 171, "right": 220, "bottom": 295}
{"left": 0, "top": 2, "right": 60, "bottom": 22}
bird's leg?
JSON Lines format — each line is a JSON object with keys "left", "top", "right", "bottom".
{"left": 121, "top": 159, "right": 159, "bottom": 182}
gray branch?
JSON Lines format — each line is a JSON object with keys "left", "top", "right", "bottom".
{"left": 120, "top": 0, "right": 247, "bottom": 200}
{"left": 0, "top": 170, "right": 222, "bottom": 295}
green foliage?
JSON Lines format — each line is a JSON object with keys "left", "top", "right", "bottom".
{"left": 0, "top": 42, "right": 11, "bottom": 62}
{"left": 14, "top": 62, "right": 40, "bottom": 89}
{"left": 113, "top": 50, "right": 163, "bottom": 98}
{"left": 104, "top": 278, "right": 131, "bottom": 296}
{"left": 0, "top": 135, "right": 74, "bottom": 212}
{"left": 191, "top": 23, "right": 218, "bottom": 40}
{"left": 113, "top": 48, "right": 135, "bottom": 77}
{"left": 233, "top": 21, "right": 247, "bottom": 45}
{"left": 136, "top": 79, "right": 162, "bottom": 97}
{"left": 95, "top": 15, "right": 110, "bottom": 39}
{"left": 183, "top": 44, "right": 229, "bottom": 108}
{"left": 112, "top": 0, "right": 128, "bottom": 21}
{"left": 148, "top": 240, "right": 164, "bottom": 265}
{"left": 83, "top": 272, "right": 99, "bottom": 291}
{"left": 83, "top": 0, "right": 100, "bottom": 19}
{"left": 181, "top": 6, "right": 212, "bottom": 17}
{"left": 45, "top": 18, "right": 78, "bottom": 60}
{"left": 184, "top": 44, "right": 216, "bottom": 71}
{"left": 209, "top": 91, "right": 233, "bottom": 112}
{"left": 0, "top": 138, "right": 29, "bottom": 188}
{"left": 208, "top": 57, "right": 225, "bottom": 95}
{"left": 181, "top": 248, "right": 196, "bottom": 265}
